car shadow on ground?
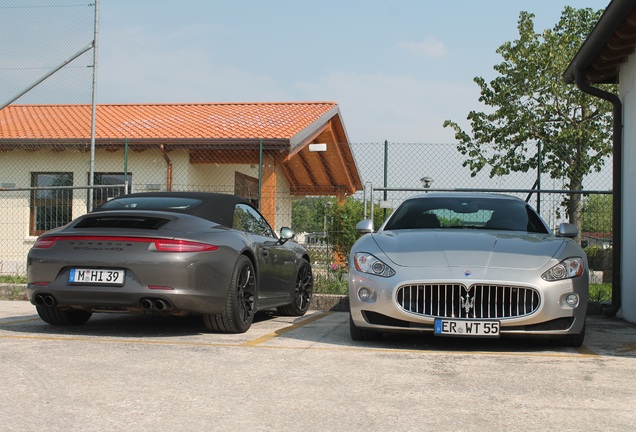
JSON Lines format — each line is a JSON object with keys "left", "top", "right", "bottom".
{"left": 0, "top": 310, "right": 280, "bottom": 339}
{"left": 371, "top": 332, "right": 566, "bottom": 352}
{"left": 282, "top": 312, "right": 636, "bottom": 357}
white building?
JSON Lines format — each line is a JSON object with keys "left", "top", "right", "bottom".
{"left": 564, "top": 0, "right": 636, "bottom": 323}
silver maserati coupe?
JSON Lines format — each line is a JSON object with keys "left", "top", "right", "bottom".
{"left": 348, "top": 193, "right": 589, "bottom": 347}
{"left": 27, "top": 192, "right": 313, "bottom": 333}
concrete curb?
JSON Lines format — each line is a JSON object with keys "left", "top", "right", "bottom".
{"left": 0, "top": 284, "right": 27, "bottom": 301}
{"left": 0, "top": 284, "right": 350, "bottom": 311}
{"left": 309, "top": 294, "right": 349, "bottom": 312}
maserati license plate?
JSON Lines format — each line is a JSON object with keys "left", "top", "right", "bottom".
{"left": 69, "top": 268, "right": 125, "bottom": 285}
{"left": 434, "top": 319, "right": 500, "bottom": 337}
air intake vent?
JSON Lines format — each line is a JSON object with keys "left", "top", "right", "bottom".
{"left": 74, "top": 216, "right": 169, "bottom": 230}
{"left": 396, "top": 283, "right": 540, "bottom": 319}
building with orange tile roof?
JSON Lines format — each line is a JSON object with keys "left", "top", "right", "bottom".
{"left": 0, "top": 102, "right": 363, "bottom": 272}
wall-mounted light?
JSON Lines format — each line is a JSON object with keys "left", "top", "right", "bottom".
{"left": 309, "top": 143, "right": 327, "bottom": 152}
{"left": 1, "top": 182, "right": 16, "bottom": 189}
{"left": 420, "top": 176, "right": 433, "bottom": 188}
{"left": 146, "top": 183, "right": 161, "bottom": 191}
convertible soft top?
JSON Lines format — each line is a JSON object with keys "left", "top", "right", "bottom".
{"left": 96, "top": 191, "right": 255, "bottom": 228}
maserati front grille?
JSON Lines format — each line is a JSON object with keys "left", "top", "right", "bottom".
{"left": 396, "top": 283, "right": 540, "bottom": 319}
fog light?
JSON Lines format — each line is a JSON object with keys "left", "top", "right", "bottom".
{"left": 358, "top": 287, "right": 376, "bottom": 303}
{"left": 564, "top": 293, "right": 579, "bottom": 307}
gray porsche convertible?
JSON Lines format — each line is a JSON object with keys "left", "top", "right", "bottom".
{"left": 348, "top": 193, "right": 589, "bottom": 347}
{"left": 27, "top": 192, "right": 313, "bottom": 333}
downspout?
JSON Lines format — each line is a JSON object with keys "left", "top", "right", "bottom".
{"left": 575, "top": 71, "right": 622, "bottom": 317}
{"left": 159, "top": 144, "right": 173, "bottom": 192}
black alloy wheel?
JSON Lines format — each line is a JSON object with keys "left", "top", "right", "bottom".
{"left": 277, "top": 259, "right": 313, "bottom": 316}
{"left": 203, "top": 255, "right": 256, "bottom": 333}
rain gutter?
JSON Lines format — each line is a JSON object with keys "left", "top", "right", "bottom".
{"left": 160, "top": 144, "right": 173, "bottom": 192}
{"left": 574, "top": 73, "right": 622, "bottom": 317}
{"left": 562, "top": 0, "right": 633, "bottom": 317}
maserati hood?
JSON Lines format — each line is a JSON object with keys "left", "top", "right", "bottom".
{"left": 372, "top": 230, "right": 567, "bottom": 270}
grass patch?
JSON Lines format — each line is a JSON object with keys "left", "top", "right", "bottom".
{"left": 589, "top": 283, "right": 611, "bottom": 302}
{"left": 0, "top": 275, "right": 27, "bottom": 284}
{"left": 0, "top": 275, "right": 27, "bottom": 300}
{"left": 313, "top": 272, "right": 348, "bottom": 295}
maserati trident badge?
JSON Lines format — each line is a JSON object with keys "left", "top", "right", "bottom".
{"left": 461, "top": 286, "right": 475, "bottom": 314}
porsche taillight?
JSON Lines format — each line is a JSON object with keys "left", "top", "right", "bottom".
{"left": 31, "top": 235, "right": 219, "bottom": 252}
{"left": 153, "top": 239, "right": 219, "bottom": 252}
{"left": 32, "top": 236, "right": 59, "bottom": 249}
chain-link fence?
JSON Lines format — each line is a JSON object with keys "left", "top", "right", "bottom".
{"left": 0, "top": 2, "right": 614, "bottom": 294}
{"left": 0, "top": 1, "right": 95, "bottom": 107}
{"left": 312, "top": 142, "right": 613, "bottom": 292}
{"left": 0, "top": 140, "right": 613, "bottom": 289}
{"left": 0, "top": 0, "right": 96, "bottom": 275}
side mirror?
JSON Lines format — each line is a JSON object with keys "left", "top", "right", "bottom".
{"left": 278, "top": 227, "right": 295, "bottom": 243}
{"left": 356, "top": 219, "right": 374, "bottom": 234}
{"left": 557, "top": 222, "right": 578, "bottom": 239}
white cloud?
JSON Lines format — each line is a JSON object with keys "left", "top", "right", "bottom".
{"left": 398, "top": 38, "right": 448, "bottom": 58}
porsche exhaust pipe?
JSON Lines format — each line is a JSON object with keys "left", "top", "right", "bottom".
{"left": 34, "top": 294, "right": 45, "bottom": 306}
{"left": 140, "top": 298, "right": 154, "bottom": 311}
{"left": 140, "top": 298, "right": 171, "bottom": 311}
{"left": 153, "top": 299, "right": 169, "bottom": 311}
{"left": 35, "top": 294, "right": 56, "bottom": 307}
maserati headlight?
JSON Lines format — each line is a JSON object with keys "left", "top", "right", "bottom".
{"left": 542, "top": 257, "right": 584, "bottom": 281}
{"left": 353, "top": 252, "right": 395, "bottom": 277}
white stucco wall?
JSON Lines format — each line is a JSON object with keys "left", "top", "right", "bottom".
{"left": 619, "top": 53, "right": 636, "bottom": 323}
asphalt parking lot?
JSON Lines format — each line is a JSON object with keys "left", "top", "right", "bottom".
{"left": 1, "top": 300, "right": 636, "bottom": 432}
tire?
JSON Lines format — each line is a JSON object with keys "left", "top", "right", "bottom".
{"left": 556, "top": 320, "right": 586, "bottom": 348}
{"left": 277, "top": 259, "right": 313, "bottom": 316}
{"left": 36, "top": 306, "right": 92, "bottom": 326}
{"left": 203, "top": 255, "right": 256, "bottom": 333}
{"left": 349, "top": 313, "right": 382, "bottom": 341}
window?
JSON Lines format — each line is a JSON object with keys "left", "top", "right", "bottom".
{"left": 234, "top": 172, "right": 259, "bottom": 207}
{"left": 89, "top": 172, "right": 132, "bottom": 210}
{"left": 30, "top": 172, "right": 73, "bottom": 236}
{"left": 233, "top": 204, "right": 275, "bottom": 238}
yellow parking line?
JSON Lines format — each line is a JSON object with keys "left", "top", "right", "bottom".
{"left": 0, "top": 334, "right": 239, "bottom": 348}
{"left": 0, "top": 317, "right": 40, "bottom": 326}
{"left": 575, "top": 345, "right": 600, "bottom": 356}
{"left": 253, "top": 344, "right": 600, "bottom": 358}
{"left": 616, "top": 343, "right": 636, "bottom": 353}
{"left": 239, "top": 311, "right": 334, "bottom": 347}
{"left": 0, "top": 333, "right": 600, "bottom": 358}
{"left": 0, "top": 311, "right": 604, "bottom": 359}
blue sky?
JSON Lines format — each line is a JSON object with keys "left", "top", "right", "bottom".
{"left": 2, "top": 0, "right": 609, "bottom": 143}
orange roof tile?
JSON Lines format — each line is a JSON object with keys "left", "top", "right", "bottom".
{"left": 0, "top": 102, "right": 338, "bottom": 140}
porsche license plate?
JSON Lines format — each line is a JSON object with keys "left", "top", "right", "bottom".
{"left": 434, "top": 319, "right": 500, "bottom": 337}
{"left": 69, "top": 268, "right": 125, "bottom": 285}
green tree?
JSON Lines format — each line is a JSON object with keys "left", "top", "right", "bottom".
{"left": 582, "top": 194, "right": 613, "bottom": 233}
{"left": 326, "top": 197, "right": 387, "bottom": 263}
{"left": 291, "top": 196, "right": 332, "bottom": 233}
{"left": 443, "top": 7, "right": 614, "bottom": 234}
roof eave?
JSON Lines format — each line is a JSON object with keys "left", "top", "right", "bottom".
{"left": 288, "top": 105, "right": 342, "bottom": 152}
{"left": 564, "top": 0, "right": 636, "bottom": 85}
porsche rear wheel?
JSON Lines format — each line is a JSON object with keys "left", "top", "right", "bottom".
{"left": 277, "top": 259, "right": 313, "bottom": 316}
{"left": 36, "top": 306, "right": 92, "bottom": 326}
{"left": 203, "top": 255, "right": 256, "bottom": 333}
